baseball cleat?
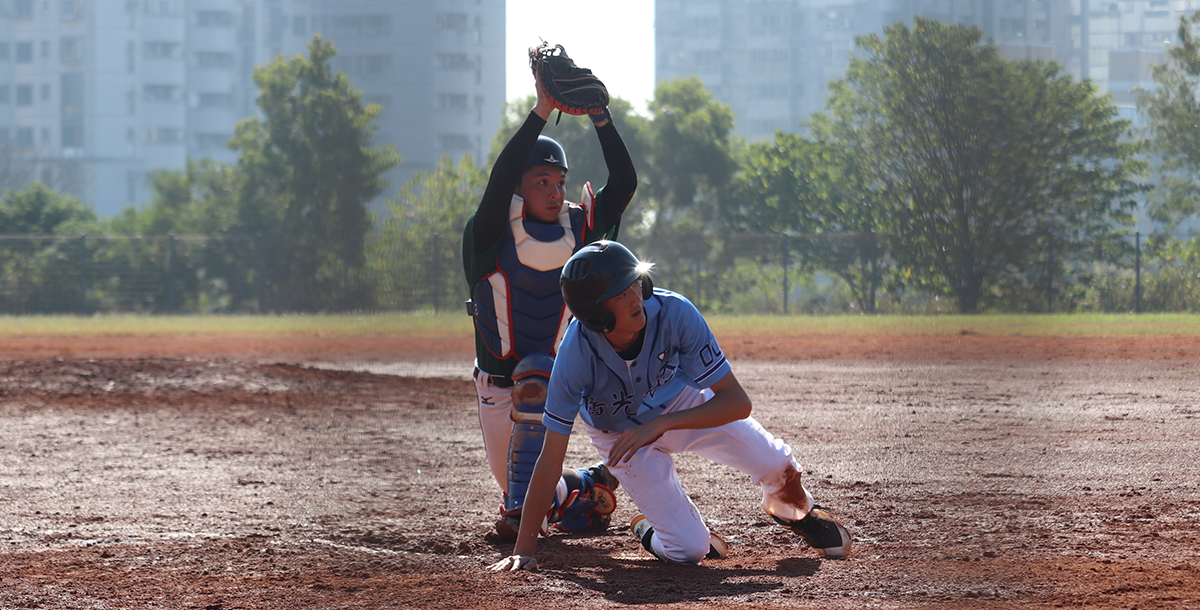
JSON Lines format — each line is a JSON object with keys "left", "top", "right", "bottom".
{"left": 494, "top": 515, "right": 521, "bottom": 541}
{"left": 772, "top": 505, "right": 852, "bottom": 559}
{"left": 705, "top": 530, "right": 729, "bottom": 560}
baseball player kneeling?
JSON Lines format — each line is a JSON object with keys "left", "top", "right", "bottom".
{"left": 489, "top": 241, "right": 852, "bottom": 571}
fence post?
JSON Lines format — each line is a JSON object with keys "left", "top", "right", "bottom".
{"left": 781, "top": 233, "right": 789, "bottom": 315}
{"left": 167, "top": 234, "right": 178, "bottom": 312}
{"left": 78, "top": 233, "right": 88, "bottom": 313}
{"left": 255, "top": 232, "right": 266, "bottom": 313}
{"left": 1134, "top": 231, "right": 1141, "bottom": 314}
{"left": 1045, "top": 236, "right": 1054, "bottom": 313}
{"left": 431, "top": 233, "right": 441, "bottom": 313}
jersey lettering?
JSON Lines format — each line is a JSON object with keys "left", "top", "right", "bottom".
{"left": 610, "top": 390, "right": 635, "bottom": 417}
{"left": 586, "top": 396, "right": 607, "bottom": 418}
{"left": 700, "top": 344, "right": 715, "bottom": 367}
{"left": 647, "top": 363, "right": 677, "bottom": 400}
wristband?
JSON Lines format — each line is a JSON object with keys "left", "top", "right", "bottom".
{"left": 590, "top": 108, "right": 611, "bottom": 126}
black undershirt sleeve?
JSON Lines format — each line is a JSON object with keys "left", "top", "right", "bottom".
{"left": 472, "top": 112, "right": 547, "bottom": 253}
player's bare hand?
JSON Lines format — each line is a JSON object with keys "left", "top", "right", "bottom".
{"left": 608, "top": 421, "right": 666, "bottom": 464}
{"left": 489, "top": 554, "right": 538, "bottom": 572}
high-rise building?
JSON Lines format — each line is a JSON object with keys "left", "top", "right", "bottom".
{"left": 0, "top": 0, "right": 504, "bottom": 217}
{"left": 656, "top": 0, "right": 1198, "bottom": 143}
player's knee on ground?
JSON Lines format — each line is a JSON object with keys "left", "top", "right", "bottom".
{"left": 640, "top": 518, "right": 713, "bottom": 565}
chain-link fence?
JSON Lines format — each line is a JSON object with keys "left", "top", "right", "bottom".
{"left": 0, "top": 231, "right": 1189, "bottom": 314}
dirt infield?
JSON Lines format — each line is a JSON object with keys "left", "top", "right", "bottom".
{"left": 0, "top": 332, "right": 1197, "bottom": 609}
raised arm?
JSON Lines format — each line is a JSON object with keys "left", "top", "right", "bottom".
{"left": 471, "top": 84, "right": 556, "bottom": 253}
{"left": 593, "top": 117, "right": 638, "bottom": 227}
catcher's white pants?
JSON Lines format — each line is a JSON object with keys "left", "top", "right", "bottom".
{"left": 587, "top": 385, "right": 814, "bottom": 565}
{"left": 474, "top": 365, "right": 518, "bottom": 493}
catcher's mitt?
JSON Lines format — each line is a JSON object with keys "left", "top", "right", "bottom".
{"left": 529, "top": 42, "right": 609, "bottom": 121}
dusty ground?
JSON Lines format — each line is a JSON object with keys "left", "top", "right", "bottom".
{"left": 0, "top": 331, "right": 1198, "bottom": 609}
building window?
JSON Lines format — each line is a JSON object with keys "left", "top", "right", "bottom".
{"left": 147, "top": 1, "right": 178, "bottom": 17}
{"left": 194, "top": 133, "right": 231, "bottom": 149}
{"left": 438, "top": 134, "right": 471, "bottom": 151}
{"left": 143, "top": 84, "right": 179, "bottom": 103}
{"left": 145, "top": 42, "right": 181, "bottom": 59}
{"left": 16, "top": 85, "right": 33, "bottom": 106}
{"left": 436, "top": 13, "right": 468, "bottom": 30}
{"left": 126, "top": 86, "right": 136, "bottom": 114}
{"left": 196, "top": 11, "right": 235, "bottom": 27}
{"left": 41, "top": 84, "right": 50, "bottom": 101}
{"left": 127, "top": 41, "right": 136, "bottom": 72}
{"left": 61, "top": 37, "right": 84, "bottom": 64}
{"left": 14, "top": 0, "right": 34, "bottom": 20}
{"left": 16, "top": 128, "right": 34, "bottom": 148}
{"left": 41, "top": 41, "right": 50, "bottom": 58}
{"left": 292, "top": 15, "right": 306, "bottom": 36}
{"left": 0, "top": 44, "right": 8, "bottom": 60}
{"left": 198, "top": 92, "right": 232, "bottom": 108}
{"left": 325, "top": 15, "right": 392, "bottom": 37}
{"left": 436, "top": 54, "right": 472, "bottom": 70}
{"left": 40, "top": 127, "right": 51, "bottom": 144}
{"left": 62, "top": 0, "right": 85, "bottom": 21}
{"left": 16, "top": 42, "right": 34, "bottom": 64}
{"left": 196, "top": 52, "right": 234, "bottom": 69}
{"left": 0, "top": 86, "right": 8, "bottom": 104}
{"left": 145, "top": 127, "right": 181, "bottom": 144}
{"left": 438, "top": 94, "right": 468, "bottom": 110}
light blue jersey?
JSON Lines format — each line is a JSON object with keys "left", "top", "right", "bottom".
{"left": 543, "top": 288, "right": 731, "bottom": 435}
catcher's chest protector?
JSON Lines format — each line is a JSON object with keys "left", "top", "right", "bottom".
{"left": 471, "top": 195, "right": 588, "bottom": 360}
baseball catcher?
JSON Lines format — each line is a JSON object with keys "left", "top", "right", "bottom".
{"left": 462, "top": 43, "right": 636, "bottom": 541}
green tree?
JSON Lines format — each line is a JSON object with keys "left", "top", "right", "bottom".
{"left": 820, "top": 18, "right": 1142, "bottom": 313}
{"left": 109, "top": 159, "right": 237, "bottom": 236}
{"left": 230, "top": 35, "right": 401, "bottom": 311}
{"left": 371, "top": 154, "right": 488, "bottom": 311}
{"left": 731, "top": 132, "right": 888, "bottom": 312}
{"left": 1136, "top": 12, "right": 1200, "bottom": 233}
{"left": 0, "top": 181, "right": 96, "bottom": 234}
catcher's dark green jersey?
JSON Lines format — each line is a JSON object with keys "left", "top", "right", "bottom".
{"left": 463, "top": 111, "right": 636, "bottom": 378}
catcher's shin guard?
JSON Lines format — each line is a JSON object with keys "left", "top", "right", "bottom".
{"left": 503, "top": 353, "right": 556, "bottom": 518}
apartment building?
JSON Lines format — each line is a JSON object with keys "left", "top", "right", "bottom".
{"left": 656, "top": 0, "right": 1199, "bottom": 142}
{"left": 0, "top": 0, "right": 504, "bottom": 217}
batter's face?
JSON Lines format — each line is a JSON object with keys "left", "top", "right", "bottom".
{"left": 601, "top": 281, "right": 647, "bottom": 337}
{"left": 517, "top": 165, "right": 567, "bottom": 224}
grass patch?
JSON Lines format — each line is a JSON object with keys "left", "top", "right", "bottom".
{"left": 0, "top": 313, "right": 475, "bottom": 338}
{"left": 707, "top": 313, "right": 1200, "bottom": 337}
{"left": 0, "top": 312, "right": 1196, "bottom": 338}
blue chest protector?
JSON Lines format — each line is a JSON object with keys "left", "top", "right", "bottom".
{"left": 472, "top": 194, "right": 592, "bottom": 360}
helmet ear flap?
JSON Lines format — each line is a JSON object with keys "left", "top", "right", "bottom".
{"left": 639, "top": 275, "right": 653, "bottom": 300}
{"left": 582, "top": 311, "right": 616, "bottom": 335}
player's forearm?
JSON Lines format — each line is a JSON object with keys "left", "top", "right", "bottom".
{"left": 595, "top": 122, "right": 637, "bottom": 220}
{"left": 657, "top": 390, "right": 751, "bottom": 432}
{"left": 511, "top": 432, "right": 569, "bottom": 557}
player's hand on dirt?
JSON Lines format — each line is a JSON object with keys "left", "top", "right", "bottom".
{"left": 608, "top": 421, "right": 666, "bottom": 464}
{"left": 489, "top": 554, "right": 537, "bottom": 572}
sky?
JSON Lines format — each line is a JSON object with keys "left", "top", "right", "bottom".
{"left": 506, "top": 1, "right": 656, "bottom": 114}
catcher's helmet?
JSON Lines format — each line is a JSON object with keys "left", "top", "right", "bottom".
{"left": 561, "top": 241, "right": 654, "bottom": 334}
{"left": 528, "top": 136, "right": 568, "bottom": 170}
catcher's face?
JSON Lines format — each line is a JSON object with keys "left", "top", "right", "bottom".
{"left": 518, "top": 165, "right": 567, "bottom": 223}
